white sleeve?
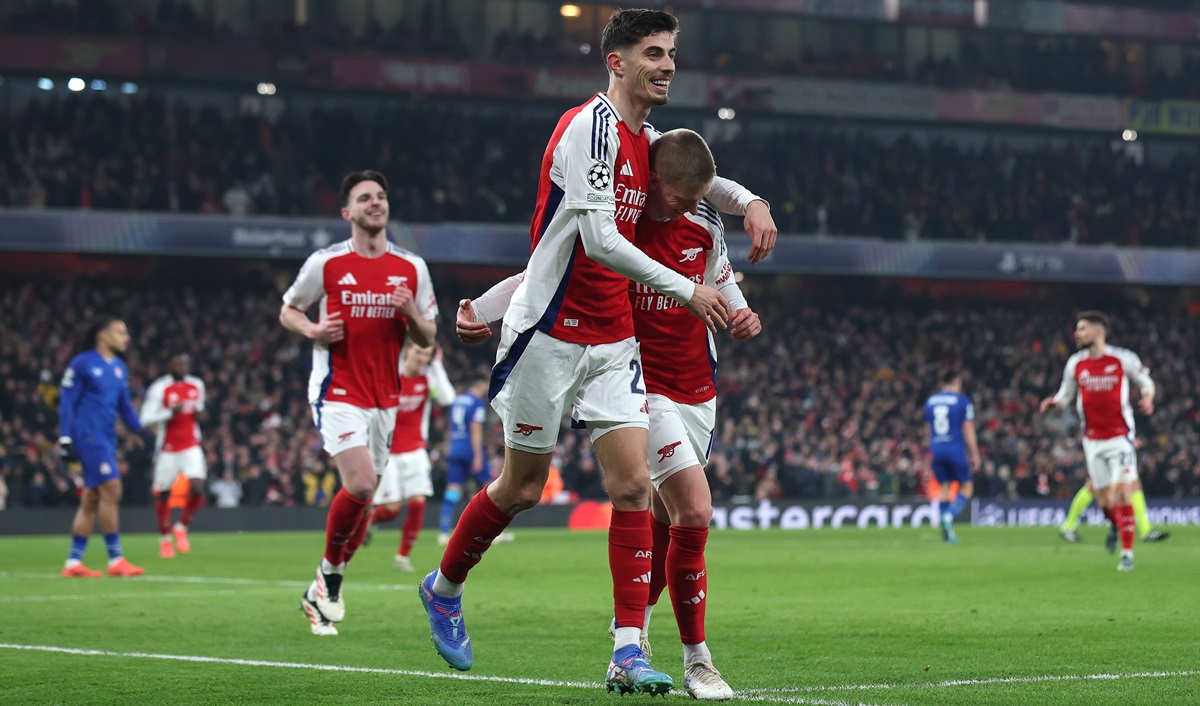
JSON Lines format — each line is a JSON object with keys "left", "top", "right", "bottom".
{"left": 1121, "top": 350, "right": 1155, "bottom": 399}
{"left": 706, "top": 176, "right": 765, "bottom": 217}
{"left": 413, "top": 256, "right": 440, "bottom": 321}
{"left": 472, "top": 272, "right": 525, "bottom": 324}
{"left": 139, "top": 378, "right": 171, "bottom": 426}
{"left": 702, "top": 211, "right": 748, "bottom": 311}
{"left": 194, "top": 377, "right": 207, "bottom": 414}
{"left": 283, "top": 252, "right": 326, "bottom": 309}
{"left": 1052, "top": 358, "right": 1079, "bottom": 407}
{"left": 577, "top": 210, "right": 694, "bottom": 302}
{"left": 426, "top": 361, "right": 457, "bottom": 406}
{"left": 560, "top": 112, "right": 619, "bottom": 213}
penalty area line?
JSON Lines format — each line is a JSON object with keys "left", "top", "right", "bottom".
{"left": 0, "top": 643, "right": 889, "bottom": 705}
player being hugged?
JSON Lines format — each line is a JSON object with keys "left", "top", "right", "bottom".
{"left": 1040, "top": 311, "right": 1155, "bottom": 572}
{"left": 923, "top": 370, "right": 981, "bottom": 544}
{"left": 417, "top": 9, "right": 734, "bottom": 695}
{"left": 58, "top": 316, "right": 149, "bottom": 578}
{"left": 281, "top": 170, "right": 438, "bottom": 635}
{"left": 140, "top": 353, "right": 207, "bottom": 558}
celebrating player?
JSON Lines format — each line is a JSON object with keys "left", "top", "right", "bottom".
{"left": 364, "top": 343, "right": 456, "bottom": 572}
{"left": 281, "top": 169, "right": 438, "bottom": 635}
{"left": 923, "top": 370, "right": 981, "bottom": 544}
{"left": 458, "top": 129, "right": 767, "bottom": 700}
{"left": 58, "top": 316, "right": 147, "bottom": 578}
{"left": 418, "top": 10, "right": 734, "bottom": 694}
{"left": 140, "top": 353, "right": 207, "bottom": 558}
{"left": 1040, "top": 311, "right": 1155, "bottom": 572}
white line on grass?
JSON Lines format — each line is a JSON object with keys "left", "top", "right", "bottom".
{"left": 0, "top": 572, "right": 411, "bottom": 590}
{"left": 740, "top": 669, "right": 1200, "bottom": 695}
{"left": 0, "top": 588, "right": 284, "bottom": 603}
{"left": 0, "top": 643, "right": 886, "bottom": 706}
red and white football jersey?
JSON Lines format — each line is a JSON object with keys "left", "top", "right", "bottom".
{"left": 390, "top": 361, "right": 456, "bottom": 454}
{"left": 1053, "top": 345, "right": 1155, "bottom": 441}
{"left": 505, "top": 93, "right": 650, "bottom": 344}
{"left": 283, "top": 240, "right": 439, "bottom": 410}
{"left": 140, "top": 374, "right": 205, "bottom": 452}
{"left": 632, "top": 201, "right": 744, "bottom": 405}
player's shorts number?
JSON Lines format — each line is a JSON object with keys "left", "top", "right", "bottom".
{"left": 629, "top": 359, "right": 645, "bottom": 394}
{"left": 933, "top": 405, "right": 950, "bottom": 435}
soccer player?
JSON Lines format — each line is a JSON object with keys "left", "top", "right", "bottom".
{"left": 364, "top": 343, "right": 456, "bottom": 571}
{"left": 437, "top": 377, "right": 507, "bottom": 545}
{"left": 1058, "top": 478, "right": 1170, "bottom": 545}
{"left": 459, "top": 129, "right": 766, "bottom": 700}
{"left": 418, "top": 10, "right": 735, "bottom": 694}
{"left": 140, "top": 353, "right": 207, "bottom": 558}
{"left": 923, "top": 370, "right": 981, "bottom": 544}
{"left": 58, "top": 316, "right": 147, "bottom": 578}
{"left": 281, "top": 169, "right": 438, "bottom": 636}
{"left": 1040, "top": 311, "right": 1155, "bottom": 572}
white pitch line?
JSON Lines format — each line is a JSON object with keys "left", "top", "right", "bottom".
{"left": 740, "top": 669, "right": 1200, "bottom": 695}
{"left": 0, "top": 642, "right": 885, "bottom": 706}
{"left": 0, "top": 572, "right": 411, "bottom": 590}
{"left": 0, "top": 588, "right": 281, "bottom": 603}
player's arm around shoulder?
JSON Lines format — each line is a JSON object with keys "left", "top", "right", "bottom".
{"left": 703, "top": 214, "right": 760, "bottom": 341}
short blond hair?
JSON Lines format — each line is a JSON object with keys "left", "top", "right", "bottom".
{"left": 649, "top": 129, "right": 715, "bottom": 189}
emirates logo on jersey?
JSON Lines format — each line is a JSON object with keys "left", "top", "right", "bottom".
{"left": 614, "top": 183, "right": 646, "bottom": 226}
{"left": 657, "top": 441, "right": 682, "bottom": 462}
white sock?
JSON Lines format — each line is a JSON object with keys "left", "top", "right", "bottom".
{"left": 320, "top": 559, "right": 345, "bottom": 575}
{"left": 64, "top": 559, "right": 81, "bottom": 569}
{"left": 173, "top": 522, "right": 186, "bottom": 532}
{"left": 1121, "top": 549, "right": 1133, "bottom": 560}
{"left": 161, "top": 533, "right": 171, "bottom": 542}
{"left": 643, "top": 604, "right": 655, "bottom": 635}
{"left": 432, "top": 570, "right": 464, "bottom": 598}
{"left": 683, "top": 641, "right": 712, "bottom": 666}
{"left": 613, "top": 627, "right": 641, "bottom": 651}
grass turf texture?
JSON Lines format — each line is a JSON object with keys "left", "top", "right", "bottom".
{"left": 0, "top": 526, "right": 1196, "bottom": 705}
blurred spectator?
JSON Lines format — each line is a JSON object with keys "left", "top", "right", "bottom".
{"left": 210, "top": 469, "right": 243, "bottom": 508}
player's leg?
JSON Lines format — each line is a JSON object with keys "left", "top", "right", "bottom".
{"left": 395, "top": 450, "right": 434, "bottom": 571}
{"left": 339, "top": 407, "right": 394, "bottom": 568}
{"left": 151, "top": 453, "right": 177, "bottom": 557}
{"left": 942, "top": 466, "right": 972, "bottom": 538}
{"left": 1110, "top": 443, "right": 1138, "bottom": 570}
{"left": 930, "top": 458, "right": 956, "bottom": 542}
{"left": 420, "top": 326, "right": 576, "bottom": 671}
{"left": 1085, "top": 439, "right": 1122, "bottom": 557}
{"left": 1129, "top": 477, "right": 1169, "bottom": 542}
{"left": 63, "top": 486, "right": 102, "bottom": 577}
{"left": 97, "top": 477, "right": 142, "bottom": 576}
{"left": 1059, "top": 478, "right": 1094, "bottom": 542}
{"left": 367, "top": 453, "right": 406, "bottom": 548}
{"left": 174, "top": 448, "right": 207, "bottom": 553}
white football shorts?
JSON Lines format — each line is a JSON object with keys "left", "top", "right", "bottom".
{"left": 646, "top": 393, "right": 716, "bottom": 491}
{"left": 1082, "top": 436, "right": 1138, "bottom": 489}
{"left": 151, "top": 446, "right": 207, "bottom": 492}
{"left": 490, "top": 325, "right": 649, "bottom": 454}
{"left": 374, "top": 449, "right": 434, "bottom": 504}
{"left": 312, "top": 401, "right": 397, "bottom": 475}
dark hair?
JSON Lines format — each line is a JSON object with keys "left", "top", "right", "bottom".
{"left": 86, "top": 315, "right": 120, "bottom": 348}
{"left": 339, "top": 170, "right": 389, "bottom": 207}
{"left": 600, "top": 9, "right": 679, "bottom": 58}
{"left": 650, "top": 128, "right": 716, "bottom": 188}
{"left": 1077, "top": 310, "right": 1110, "bottom": 332}
{"left": 940, "top": 369, "right": 961, "bottom": 385}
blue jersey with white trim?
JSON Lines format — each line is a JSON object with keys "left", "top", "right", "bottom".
{"left": 447, "top": 393, "right": 488, "bottom": 460}
{"left": 923, "top": 392, "right": 974, "bottom": 459}
{"left": 59, "top": 350, "right": 142, "bottom": 448}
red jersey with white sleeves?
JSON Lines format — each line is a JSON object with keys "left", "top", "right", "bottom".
{"left": 283, "top": 240, "right": 439, "bottom": 410}
{"left": 1052, "top": 345, "right": 1155, "bottom": 441}
{"left": 390, "top": 361, "right": 456, "bottom": 454}
{"left": 632, "top": 201, "right": 747, "bottom": 405}
{"left": 506, "top": 93, "right": 650, "bottom": 344}
{"left": 139, "top": 374, "right": 205, "bottom": 452}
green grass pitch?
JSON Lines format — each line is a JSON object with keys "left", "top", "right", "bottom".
{"left": 1, "top": 525, "right": 1197, "bottom": 705}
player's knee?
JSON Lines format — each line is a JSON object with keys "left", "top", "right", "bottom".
{"left": 343, "top": 479, "right": 375, "bottom": 501}
{"left": 672, "top": 504, "right": 712, "bottom": 528}
{"left": 607, "top": 475, "right": 651, "bottom": 510}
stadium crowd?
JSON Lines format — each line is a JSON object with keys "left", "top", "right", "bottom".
{"left": 1, "top": 270, "right": 1197, "bottom": 511}
{"left": 3, "top": 94, "right": 1199, "bottom": 248}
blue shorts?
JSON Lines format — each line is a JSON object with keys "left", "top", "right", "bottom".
{"left": 446, "top": 456, "right": 491, "bottom": 486}
{"left": 76, "top": 444, "right": 121, "bottom": 489}
{"left": 932, "top": 456, "right": 971, "bottom": 485}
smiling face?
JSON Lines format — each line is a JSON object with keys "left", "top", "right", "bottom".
{"left": 403, "top": 344, "right": 433, "bottom": 376}
{"left": 341, "top": 179, "right": 389, "bottom": 234}
{"left": 610, "top": 31, "right": 676, "bottom": 110}
{"left": 644, "top": 172, "right": 709, "bottom": 221}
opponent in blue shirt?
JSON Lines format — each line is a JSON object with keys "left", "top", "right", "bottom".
{"left": 923, "top": 369, "right": 981, "bottom": 543}
{"left": 58, "top": 316, "right": 147, "bottom": 577}
{"left": 439, "top": 379, "right": 498, "bottom": 541}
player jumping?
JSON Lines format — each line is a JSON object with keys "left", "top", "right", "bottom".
{"left": 1040, "top": 311, "right": 1155, "bottom": 572}
{"left": 923, "top": 370, "right": 981, "bottom": 544}
{"left": 140, "top": 353, "right": 207, "bottom": 558}
{"left": 58, "top": 316, "right": 147, "bottom": 578}
{"left": 282, "top": 170, "right": 438, "bottom": 635}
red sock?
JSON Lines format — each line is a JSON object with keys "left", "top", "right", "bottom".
{"left": 439, "top": 490, "right": 512, "bottom": 583}
{"left": 1116, "top": 504, "right": 1135, "bottom": 551}
{"left": 609, "top": 509, "right": 652, "bottom": 630}
{"left": 154, "top": 498, "right": 172, "bottom": 535}
{"left": 342, "top": 505, "right": 372, "bottom": 564}
{"left": 180, "top": 492, "right": 205, "bottom": 526}
{"left": 666, "top": 525, "right": 709, "bottom": 645}
{"left": 399, "top": 499, "right": 425, "bottom": 557}
{"left": 647, "top": 516, "right": 671, "bottom": 606}
{"left": 371, "top": 505, "right": 401, "bottom": 525}
{"left": 324, "top": 489, "right": 369, "bottom": 566}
